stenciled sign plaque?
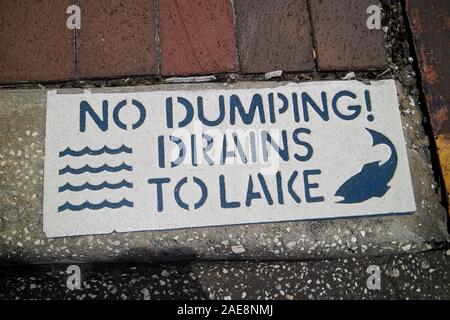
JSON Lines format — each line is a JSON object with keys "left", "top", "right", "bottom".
{"left": 43, "top": 80, "right": 416, "bottom": 237}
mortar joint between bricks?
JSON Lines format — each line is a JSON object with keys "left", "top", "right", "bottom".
{"left": 305, "top": 0, "right": 319, "bottom": 74}
{"left": 229, "top": 0, "right": 241, "bottom": 72}
{"left": 73, "top": 0, "right": 80, "bottom": 82}
{"left": 154, "top": 0, "right": 162, "bottom": 78}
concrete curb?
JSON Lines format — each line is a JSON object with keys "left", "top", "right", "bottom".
{"left": 0, "top": 81, "right": 448, "bottom": 265}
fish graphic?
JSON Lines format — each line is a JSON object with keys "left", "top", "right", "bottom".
{"left": 335, "top": 128, "right": 398, "bottom": 204}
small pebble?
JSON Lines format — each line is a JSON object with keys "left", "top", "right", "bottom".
{"left": 231, "top": 245, "right": 246, "bottom": 254}
{"left": 342, "top": 72, "right": 356, "bottom": 80}
{"left": 264, "top": 70, "right": 283, "bottom": 80}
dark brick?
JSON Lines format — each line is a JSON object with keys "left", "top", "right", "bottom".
{"left": 235, "top": 0, "right": 315, "bottom": 73}
{"left": 159, "top": 0, "right": 238, "bottom": 76}
{"left": 407, "top": 0, "right": 450, "bottom": 136}
{"left": 310, "top": 0, "right": 388, "bottom": 71}
{"left": 406, "top": 0, "right": 450, "bottom": 206}
{"left": 0, "top": 0, "right": 75, "bottom": 84}
{"left": 78, "top": 0, "right": 157, "bottom": 78}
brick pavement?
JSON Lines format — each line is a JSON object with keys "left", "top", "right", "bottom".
{"left": 77, "top": 0, "right": 158, "bottom": 78}
{"left": 159, "top": 0, "right": 238, "bottom": 76}
{"left": 0, "top": 0, "right": 388, "bottom": 83}
{"left": 309, "top": 0, "right": 388, "bottom": 71}
{"left": 0, "top": 0, "right": 74, "bottom": 83}
{"left": 235, "top": 0, "right": 314, "bottom": 73}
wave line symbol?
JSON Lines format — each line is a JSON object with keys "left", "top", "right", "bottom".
{"left": 58, "top": 198, "right": 134, "bottom": 212}
{"left": 59, "top": 145, "right": 132, "bottom": 157}
{"left": 59, "top": 163, "right": 132, "bottom": 175}
{"left": 58, "top": 180, "right": 133, "bottom": 192}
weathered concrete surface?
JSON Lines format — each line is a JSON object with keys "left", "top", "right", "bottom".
{"left": 0, "top": 81, "right": 448, "bottom": 264}
{"left": 1, "top": 249, "right": 449, "bottom": 300}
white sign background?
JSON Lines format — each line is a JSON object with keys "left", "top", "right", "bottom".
{"left": 43, "top": 80, "right": 416, "bottom": 237}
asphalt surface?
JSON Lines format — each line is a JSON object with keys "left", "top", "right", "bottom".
{"left": 1, "top": 246, "right": 449, "bottom": 300}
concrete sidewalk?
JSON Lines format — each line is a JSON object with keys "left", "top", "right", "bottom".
{"left": 0, "top": 81, "right": 448, "bottom": 265}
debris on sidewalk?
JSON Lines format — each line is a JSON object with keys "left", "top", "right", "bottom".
{"left": 342, "top": 71, "right": 356, "bottom": 80}
{"left": 264, "top": 70, "right": 283, "bottom": 80}
{"left": 165, "top": 75, "right": 217, "bottom": 84}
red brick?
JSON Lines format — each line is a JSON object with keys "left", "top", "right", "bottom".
{"left": 0, "top": 0, "right": 75, "bottom": 84}
{"left": 235, "top": 0, "right": 315, "bottom": 73}
{"left": 159, "top": 0, "right": 238, "bottom": 76}
{"left": 78, "top": 0, "right": 157, "bottom": 78}
{"left": 310, "top": 0, "right": 388, "bottom": 71}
